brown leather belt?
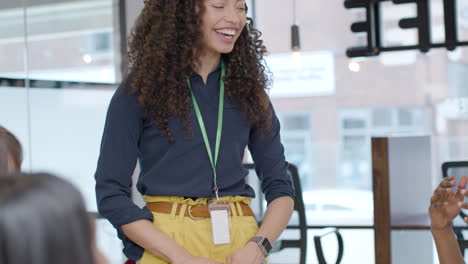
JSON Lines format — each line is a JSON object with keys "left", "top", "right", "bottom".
{"left": 146, "top": 201, "right": 254, "bottom": 218}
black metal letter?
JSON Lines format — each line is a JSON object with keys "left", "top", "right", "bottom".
{"left": 393, "top": 0, "right": 431, "bottom": 52}
{"left": 344, "top": 0, "right": 381, "bottom": 57}
{"left": 443, "top": 0, "right": 458, "bottom": 50}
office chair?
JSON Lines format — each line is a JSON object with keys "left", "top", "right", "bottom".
{"left": 314, "top": 228, "right": 344, "bottom": 264}
{"left": 244, "top": 163, "right": 344, "bottom": 264}
{"left": 442, "top": 161, "right": 468, "bottom": 257}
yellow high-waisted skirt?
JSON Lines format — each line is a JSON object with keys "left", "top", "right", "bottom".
{"left": 138, "top": 196, "right": 266, "bottom": 264}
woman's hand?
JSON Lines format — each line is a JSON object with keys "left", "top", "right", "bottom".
{"left": 429, "top": 175, "right": 468, "bottom": 230}
{"left": 226, "top": 242, "right": 264, "bottom": 264}
{"left": 430, "top": 175, "right": 468, "bottom": 264}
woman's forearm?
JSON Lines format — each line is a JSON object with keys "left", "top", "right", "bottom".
{"left": 255, "top": 196, "right": 294, "bottom": 244}
{"left": 432, "top": 226, "right": 465, "bottom": 264}
{"left": 121, "top": 219, "right": 191, "bottom": 263}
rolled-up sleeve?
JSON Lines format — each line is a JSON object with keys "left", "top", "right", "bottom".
{"left": 248, "top": 104, "right": 295, "bottom": 204}
{"left": 94, "top": 84, "right": 153, "bottom": 259}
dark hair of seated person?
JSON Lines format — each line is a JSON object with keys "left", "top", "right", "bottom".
{"left": 0, "top": 173, "right": 94, "bottom": 264}
{"left": 0, "top": 126, "right": 23, "bottom": 175}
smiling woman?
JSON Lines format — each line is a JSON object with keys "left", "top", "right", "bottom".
{"left": 199, "top": 0, "right": 247, "bottom": 53}
{"left": 95, "top": 0, "right": 295, "bottom": 264}
{"left": 124, "top": 0, "right": 271, "bottom": 142}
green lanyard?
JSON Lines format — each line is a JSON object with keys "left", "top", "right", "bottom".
{"left": 186, "top": 60, "right": 225, "bottom": 200}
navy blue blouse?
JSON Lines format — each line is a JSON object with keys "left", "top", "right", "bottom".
{"left": 95, "top": 65, "right": 294, "bottom": 260}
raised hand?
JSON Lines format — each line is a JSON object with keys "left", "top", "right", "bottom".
{"left": 429, "top": 175, "right": 468, "bottom": 230}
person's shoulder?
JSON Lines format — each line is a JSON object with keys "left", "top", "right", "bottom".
{"left": 109, "top": 78, "right": 143, "bottom": 114}
{"left": 114, "top": 77, "right": 141, "bottom": 101}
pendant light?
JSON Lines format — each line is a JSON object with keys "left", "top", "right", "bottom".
{"left": 291, "top": 0, "right": 301, "bottom": 52}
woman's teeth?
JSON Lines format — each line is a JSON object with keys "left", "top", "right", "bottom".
{"left": 215, "top": 29, "right": 236, "bottom": 38}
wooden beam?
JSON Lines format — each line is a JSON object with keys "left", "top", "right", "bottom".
{"left": 372, "top": 137, "right": 391, "bottom": 264}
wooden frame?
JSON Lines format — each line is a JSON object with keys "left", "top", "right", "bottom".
{"left": 372, "top": 137, "right": 391, "bottom": 264}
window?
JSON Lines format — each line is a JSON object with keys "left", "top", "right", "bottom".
{"left": 0, "top": 1, "right": 123, "bottom": 263}
{"left": 0, "top": 0, "right": 119, "bottom": 83}
{"left": 87, "top": 32, "right": 112, "bottom": 53}
{"left": 277, "top": 112, "right": 314, "bottom": 188}
{"left": 339, "top": 108, "right": 430, "bottom": 189}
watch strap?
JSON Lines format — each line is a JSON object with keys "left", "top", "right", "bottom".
{"left": 248, "top": 236, "right": 272, "bottom": 257}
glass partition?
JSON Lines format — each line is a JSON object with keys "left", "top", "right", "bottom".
{"left": 0, "top": 2, "right": 30, "bottom": 170}
{"left": 0, "top": 0, "right": 123, "bottom": 262}
{"left": 251, "top": 0, "right": 468, "bottom": 263}
{"left": 25, "top": 0, "right": 120, "bottom": 83}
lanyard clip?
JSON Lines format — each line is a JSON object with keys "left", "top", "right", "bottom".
{"left": 213, "top": 171, "right": 220, "bottom": 201}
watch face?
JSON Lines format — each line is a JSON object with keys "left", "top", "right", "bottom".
{"left": 261, "top": 238, "right": 272, "bottom": 253}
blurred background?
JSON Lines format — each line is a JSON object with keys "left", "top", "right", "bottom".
{"left": 1, "top": 0, "right": 468, "bottom": 263}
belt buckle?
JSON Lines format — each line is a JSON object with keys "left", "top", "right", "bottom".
{"left": 188, "top": 204, "right": 204, "bottom": 220}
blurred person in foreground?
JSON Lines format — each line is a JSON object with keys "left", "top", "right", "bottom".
{"left": 0, "top": 172, "right": 108, "bottom": 264}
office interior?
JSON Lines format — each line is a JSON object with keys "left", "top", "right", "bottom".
{"left": 1, "top": 0, "right": 468, "bottom": 263}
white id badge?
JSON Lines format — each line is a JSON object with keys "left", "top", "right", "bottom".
{"left": 208, "top": 200, "right": 231, "bottom": 245}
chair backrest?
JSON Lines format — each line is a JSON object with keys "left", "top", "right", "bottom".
{"left": 314, "top": 228, "right": 344, "bottom": 264}
{"left": 244, "top": 163, "right": 307, "bottom": 264}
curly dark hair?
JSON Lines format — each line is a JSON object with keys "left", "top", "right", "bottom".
{"left": 126, "top": 0, "right": 272, "bottom": 141}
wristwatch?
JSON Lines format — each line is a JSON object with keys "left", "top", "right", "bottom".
{"left": 247, "top": 236, "right": 272, "bottom": 257}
